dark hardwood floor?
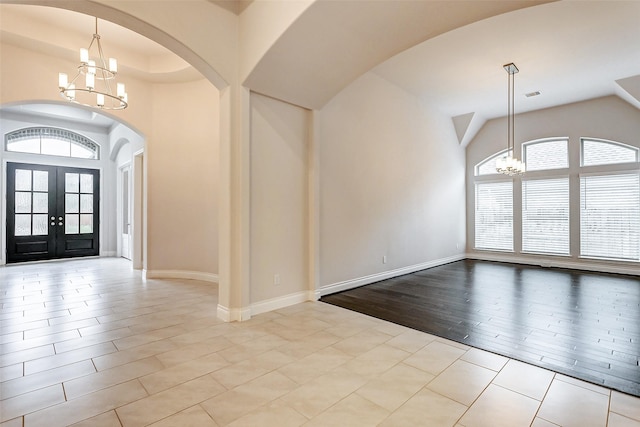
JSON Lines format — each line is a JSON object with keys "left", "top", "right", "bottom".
{"left": 321, "top": 259, "right": 640, "bottom": 397}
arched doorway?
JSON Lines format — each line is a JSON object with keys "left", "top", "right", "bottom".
{"left": 0, "top": 101, "right": 145, "bottom": 265}
{"left": 1, "top": 1, "right": 228, "bottom": 318}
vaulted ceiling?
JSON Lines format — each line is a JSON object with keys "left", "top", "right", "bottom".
{"left": 1, "top": 0, "right": 639, "bottom": 141}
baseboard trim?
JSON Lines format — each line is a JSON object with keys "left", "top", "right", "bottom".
{"left": 250, "top": 290, "right": 319, "bottom": 317}
{"left": 217, "top": 304, "right": 251, "bottom": 322}
{"left": 467, "top": 252, "right": 640, "bottom": 276}
{"left": 144, "top": 269, "right": 219, "bottom": 283}
{"left": 319, "top": 254, "right": 466, "bottom": 297}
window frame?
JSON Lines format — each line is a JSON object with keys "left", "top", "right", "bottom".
{"left": 580, "top": 137, "right": 639, "bottom": 167}
{"left": 521, "top": 176, "right": 571, "bottom": 256}
{"left": 475, "top": 148, "right": 511, "bottom": 176}
{"left": 5, "top": 127, "right": 100, "bottom": 160}
{"left": 474, "top": 180, "right": 514, "bottom": 252}
{"left": 578, "top": 170, "right": 640, "bottom": 262}
{"left": 522, "top": 137, "right": 569, "bottom": 172}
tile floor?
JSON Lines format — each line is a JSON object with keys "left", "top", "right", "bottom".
{"left": 1, "top": 258, "right": 639, "bottom": 427}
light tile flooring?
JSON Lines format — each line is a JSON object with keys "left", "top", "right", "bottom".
{"left": 1, "top": 258, "right": 639, "bottom": 427}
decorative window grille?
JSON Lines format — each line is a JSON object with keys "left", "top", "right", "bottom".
{"left": 5, "top": 127, "right": 99, "bottom": 159}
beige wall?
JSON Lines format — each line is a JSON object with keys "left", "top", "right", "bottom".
{"left": 249, "top": 92, "right": 310, "bottom": 305}
{"left": 319, "top": 72, "right": 467, "bottom": 289}
{"left": 146, "top": 79, "right": 220, "bottom": 275}
{"left": 0, "top": 40, "right": 220, "bottom": 277}
{"left": 0, "top": 43, "right": 153, "bottom": 137}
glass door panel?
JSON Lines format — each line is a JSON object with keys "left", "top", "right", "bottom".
{"left": 6, "top": 164, "right": 55, "bottom": 261}
{"left": 7, "top": 163, "right": 99, "bottom": 263}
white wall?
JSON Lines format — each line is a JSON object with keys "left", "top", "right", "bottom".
{"left": 466, "top": 95, "right": 640, "bottom": 273}
{"left": 319, "top": 72, "right": 466, "bottom": 291}
{"left": 0, "top": 114, "right": 115, "bottom": 261}
{"left": 249, "top": 92, "right": 310, "bottom": 307}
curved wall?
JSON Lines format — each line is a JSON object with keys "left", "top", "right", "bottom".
{"left": 0, "top": 13, "right": 221, "bottom": 279}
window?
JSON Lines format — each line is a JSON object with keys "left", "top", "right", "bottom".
{"left": 522, "top": 178, "right": 570, "bottom": 255}
{"left": 475, "top": 149, "right": 510, "bottom": 176}
{"left": 582, "top": 138, "right": 638, "bottom": 166}
{"left": 475, "top": 181, "right": 513, "bottom": 251}
{"left": 523, "top": 138, "right": 568, "bottom": 171}
{"left": 474, "top": 137, "right": 639, "bottom": 263}
{"left": 580, "top": 173, "right": 640, "bottom": 261}
{"left": 5, "top": 127, "right": 99, "bottom": 159}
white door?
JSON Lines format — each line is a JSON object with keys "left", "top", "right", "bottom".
{"left": 121, "top": 165, "right": 132, "bottom": 260}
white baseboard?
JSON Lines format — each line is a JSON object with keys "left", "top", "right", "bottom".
{"left": 144, "top": 269, "right": 219, "bottom": 283}
{"left": 250, "top": 290, "right": 319, "bottom": 316}
{"left": 217, "top": 304, "right": 251, "bottom": 322}
{"left": 467, "top": 252, "right": 640, "bottom": 276}
{"left": 319, "top": 254, "right": 466, "bottom": 297}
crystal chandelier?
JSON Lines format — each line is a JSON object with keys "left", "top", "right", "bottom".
{"left": 496, "top": 63, "right": 525, "bottom": 175}
{"left": 58, "top": 17, "right": 128, "bottom": 110}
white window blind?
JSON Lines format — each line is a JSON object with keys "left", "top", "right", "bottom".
{"left": 582, "top": 139, "right": 638, "bottom": 167}
{"left": 475, "top": 181, "right": 513, "bottom": 251}
{"left": 476, "top": 150, "right": 509, "bottom": 176}
{"left": 580, "top": 173, "right": 640, "bottom": 261}
{"left": 522, "top": 178, "right": 570, "bottom": 255}
{"left": 524, "top": 139, "right": 568, "bottom": 171}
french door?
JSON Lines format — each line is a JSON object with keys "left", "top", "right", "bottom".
{"left": 7, "top": 163, "right": 100, "bottom": 263}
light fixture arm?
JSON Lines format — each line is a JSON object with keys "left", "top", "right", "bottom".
{"left": 58, "top": 17, "right": 128, "bottom": 110}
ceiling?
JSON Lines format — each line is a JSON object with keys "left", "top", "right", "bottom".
{"left": 372, "top": 1, "right": 640, "bottom": 121}
{"left": 243, "top": 0, "right": 551, "bottom": 110}
{"left": 208, "top": 0, "right": 254, "bottom": 15}
{"left": 0, "top": 4, "right": 200, "bottom": 83}
{"left": 1, "top": 1, "right": 639, "bottom": 138}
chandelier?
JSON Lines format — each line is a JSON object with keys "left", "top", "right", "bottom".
{"left": 58, "top": 17, "right": 128, "bottom": 110}
{"left": 496, "top": 63, "right": 525, "bottom": 175}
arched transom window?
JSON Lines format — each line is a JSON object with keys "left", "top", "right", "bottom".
{"left": 5, "top": 127, "right": 100, "bottom": 160}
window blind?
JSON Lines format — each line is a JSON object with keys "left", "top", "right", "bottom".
{"left": 580, "top": 173, "right": 640, "bottom": 261}
{"left": 522, "top": 178, "right": 570, "bottom": 255}
{"left": 475, "top": 181, "right": 513, "bottom": 251}
{"left": 524, "top": 139, "right": 568, "bottom": 171}
{"left": 476, "top": 150, "right": 509, "bottom": 176}
{"left": 582, "top": 139, "right": 638, "bottom": 167}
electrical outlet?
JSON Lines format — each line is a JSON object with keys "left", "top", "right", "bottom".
{"left": 274, "top": 274, "right": 280, "bottom": 286}
{"left": 383, "top": 256, "right": 387, "bottom": 264}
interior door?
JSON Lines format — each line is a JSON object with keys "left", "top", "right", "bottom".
{"left": 7, "top": 163, "right": 100, "bottom": 263}
{"left": 120, "top": 165, "right": 132, "bottom": 260}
